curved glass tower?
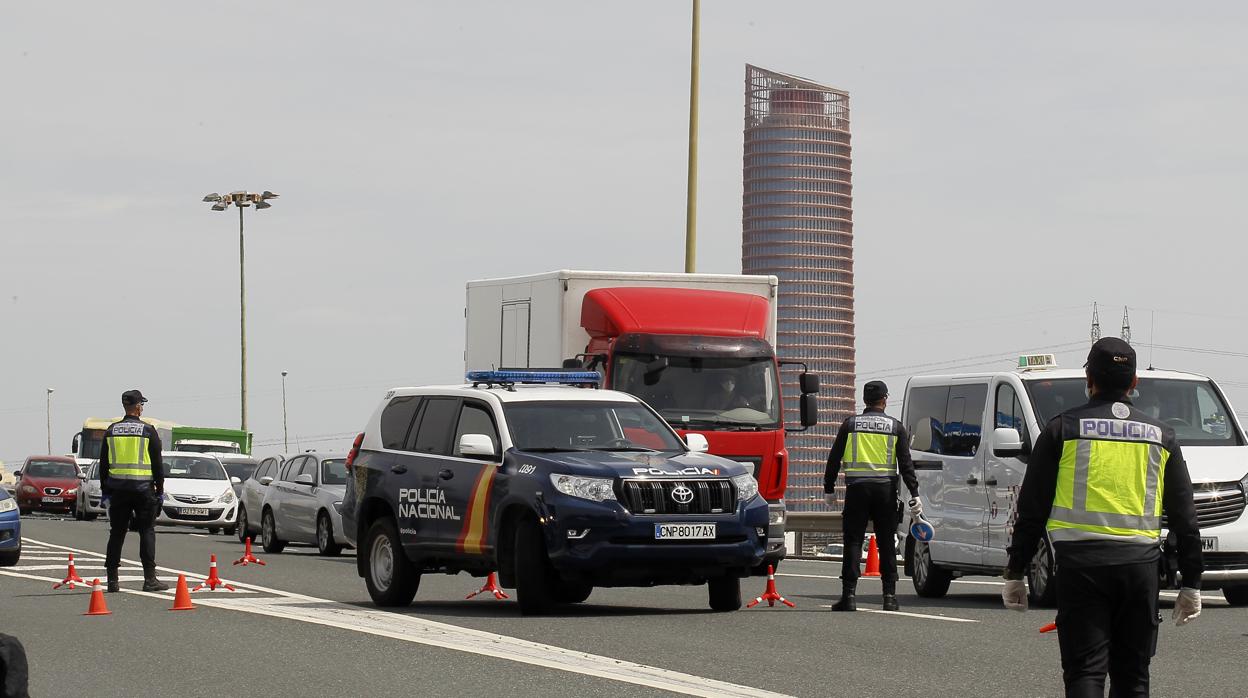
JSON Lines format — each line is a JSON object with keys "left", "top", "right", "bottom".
{"left": 742, "top": 65, "right": 854, "bottom": 512}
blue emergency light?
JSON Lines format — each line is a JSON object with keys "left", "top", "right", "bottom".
{"left": 466, "top": 369, "right": 602, "bottom": 387}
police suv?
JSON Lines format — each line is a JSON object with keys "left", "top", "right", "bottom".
{"left": 342, "top": 370, "right": 768, "bottom": 614}
{"left": 901, "top": 355, "right": 1248, "bottom": 606}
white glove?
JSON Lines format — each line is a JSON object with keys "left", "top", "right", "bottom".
{"left": 908, "top": 497, "right": 923, "bottom": 518}
{"left": 1002, "top": 579, "right": 1028, "bottom": 612}
{"left": 1173, "top": 588, "right": 1201, "bottom": 626}
{"left": 824, "top": 493, "right": 837, "bottom": 507}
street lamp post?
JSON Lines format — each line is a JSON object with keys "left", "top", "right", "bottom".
{"left": 46, "top": 388, "right": 54, "bottom": 454}
{"left": 202, "top": 190, "right": 279, "bottom": 434}
{"left": 281, "top": 370, "right": 289, "bottom": 452}
{"left": 684, "top": 0, "right": 700, "bottom": 273}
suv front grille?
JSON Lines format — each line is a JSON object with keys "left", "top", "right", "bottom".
{"left": 1203, "top": 553, "right": 1248, "bottom": 572}
{"left": 619, "top": 479, "right": 735, "bottom": 516}
{"left": 1164, "top": 482, "right": 1245, "bottom": 530}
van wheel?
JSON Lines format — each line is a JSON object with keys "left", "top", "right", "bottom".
{"left": 514, "top": 516, "right": 557, "bottom": 616}
{"left": 317, "top": 513, "right": 343, "bottom": 556}
{"left": 911, "top": 539, "right": 952, "bottom": 598}
{"left": 261, "top": 509, "right": 286, "bottom": 554}
{"left": 1222, "top": 584, "right": 1248, "bottom": 606}
{"left": 364, "top": 517, "right": 420, "bottom": 606}
{"left": 708, "top": 576, "right": 742, "bottom": 611}
{"left": 1028, "top": 537, "right": 1058, "bottom": 607}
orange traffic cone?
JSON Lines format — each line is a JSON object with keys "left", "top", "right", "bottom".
{"left": 1040, "top": 621, "right": 1058, "bottom": 633}
{"left": 84, "top": 579, "right": 111, "bottom": 616}
{"left": 53, "top": 553, "right": 87, "bottom": 590}
{"left": 862, "top": 535, "right": 881, "bottom": 577}
{"left": 233, "top": 537, "right": 265, "bottom": 566}
{"left": 747, "top": 565, "right": 795, "bottom": 608}
{"left": 192, "top": 554, "right": 236, "bottom": 592}
{"left": 465, "top": 572, "right": 509, "bottom": 600}
{"left": 169, "top": 574, "right": 195, "bottom": 611}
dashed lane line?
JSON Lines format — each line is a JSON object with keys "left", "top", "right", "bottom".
{"left": 816, "top": 605, "right": 980, "bottom": 623}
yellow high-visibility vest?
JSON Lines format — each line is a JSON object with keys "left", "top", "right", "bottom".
{"left": 842, "top": 415, "right": 898, "bottom": 480}
{"left": 107, "top": 421, "right": 153, "bottom": 482}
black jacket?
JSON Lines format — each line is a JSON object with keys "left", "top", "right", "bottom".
{"left": 824, "top": 407, "right": 920, "bottom": 497}
{"left": 1006, "top": 395, "right": 1203, "bottom": 587}
{"left": 99, "top": 415, "right": 164, "bottom": 495}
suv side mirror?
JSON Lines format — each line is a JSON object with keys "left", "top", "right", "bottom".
{"left": 800, "top": 373, "right": 820, "bottom": 394}
{"left": 295, "top": 473, "right": 314, "bottom": 486}
{"left": 992, "top": 427, "right": 1024, "bottom": 457}
{"left": 459, "top": 434, "right": 497, "bottom": 459}
{"left": 799, "top": 393, "right": 819, "bottom": 427}
{"left": 685, "top": 433, "right": 710, "bottom": 453}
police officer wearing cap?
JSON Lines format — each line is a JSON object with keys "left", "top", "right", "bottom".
{"left": 1003, "top": 338, "right": 1203, "bottom": 696}
{"left": 824, "top": 380, "right": 921, "bottom": 612}
{"left": 100, "top": 390, "right": 169, "bottom": 593}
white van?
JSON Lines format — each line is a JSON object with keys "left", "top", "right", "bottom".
{"left": 900, "top": 356, "right": 1248, "bottom": 606}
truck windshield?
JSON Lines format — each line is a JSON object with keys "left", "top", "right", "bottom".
{"left": 504, "top": 401, "right": 686, "bottom": 452}
{"left": 612, "top": 353, "right": 781, "bottom": 429}
{"left": 1025, "top": 377, "right": 1243, "bottom": 447}
{"left": 162, "top": 457, "right": 227, "bottom": 480}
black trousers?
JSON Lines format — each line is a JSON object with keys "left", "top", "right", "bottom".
{"left": 841, "top": 479, "right": 898, "bottom": 591}
{"left": 105, "top": 489, "right": 158, "bottom": 571}
{"left": 1056, "top": 561, "right": 1160, "bottom": 698}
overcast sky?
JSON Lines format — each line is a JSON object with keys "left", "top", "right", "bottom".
{"left": 3, "top": 2, "right": 1247, "bottom": 466}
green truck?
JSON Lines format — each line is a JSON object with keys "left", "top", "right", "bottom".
{"left": 72, "top": 419, "right": 253, "bottom": 463}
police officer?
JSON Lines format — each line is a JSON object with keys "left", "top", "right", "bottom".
{"left": 824, "top": 380, "right": 922, "bottom": 612}
{"left": 1002, "top": 338, "right": 1203, "bottom": 696}
{"left": 100, "top": 390, "right": 169, "bottom": 593}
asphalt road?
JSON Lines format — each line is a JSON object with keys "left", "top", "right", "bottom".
{"left": 3, "top": 515, "right": 1245, "bottom": 697}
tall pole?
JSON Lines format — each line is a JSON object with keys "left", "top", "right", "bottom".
{"left": 239, "top": 205, "right": 248, "bottom": 434}
{"left": 46, "top": 388, "right": 54, "bottom": 454}
{"left": 684, "top": 0, "right": 700, "bottom": 273}
{"left": 281, "top": 371, "right": 289, "bottom": 452}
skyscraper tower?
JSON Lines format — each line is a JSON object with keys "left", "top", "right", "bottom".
{"left": 742, "top": 65, "right": 854, "bottom": 511}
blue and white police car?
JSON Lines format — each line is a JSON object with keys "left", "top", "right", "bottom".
{"left": 0, "top": 484, "right": 21, "bottom": 566}
{"left": 342, "top": 370, "right": 769, "bottom": 614}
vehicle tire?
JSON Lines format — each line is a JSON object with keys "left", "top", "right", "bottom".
{"left": 74, "top": 500, "right": 84, "bottom": 520}
{"left": 1222, "top": 584, "right": 1248, "bottom": 606}
{"left": 84, "top": 511, "right": 97, "bottom": 522}
{"left": 1028, "top": 537, "right": 1058, "bottom": 608}
{"left": 208, "top": 527, "right": 220, "bottom": 535}
{"left": 911, "top": 539, "right": 952, "bottom": 598}
{"left": 551, "top": 580, "right": 593, "bottom": 604}
{"left": 514, "top": 516, "right": 558, "bottom": 616}
{"left": 707, "top": 576, "right": 742, "bottom": 612}
{"left": 18, "top": 507, "right": 29, "bottom": 517}
{"left": 223, "top": 526, "right": 237, "bottom": 537}
{"left": 237, "top": 506, "right": 253, "bottom": 543}
{"left": 0, "top": 548, "right": 18, "bottom": 567}
{"left": 363, "top": 517, "right": 419, "bottom": 607}
{"left": 261, "top": 509, "right": 286, "bottom": 554}
{"left": 317, "top": 513, "right": 343, "bottom": 556}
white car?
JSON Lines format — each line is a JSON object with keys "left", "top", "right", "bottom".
{"left": 155, "top": 452, "right": 240, "bottom": 535}
{"left": 74, "top": 461, "right": 107, "bottom": 521}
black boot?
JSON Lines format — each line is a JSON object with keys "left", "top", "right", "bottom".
{"left": 882, "top": 594, "right": 900, "bottom": 612}
{"left": 106, "top": 569, "right": 120, "bottom": 593}
{"left": 832, "top": 584, "right": 857, "bottom": 612}
{"left": 142, "top": 567, "right": 169, "bottom": 592}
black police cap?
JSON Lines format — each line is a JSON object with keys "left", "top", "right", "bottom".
{"left": 1085, "top": 338, "right": 1136, "bottom": 377}
{"left": 863, "top": 380, "right": 889, "bottom": 403}
{"left": 121, "top": 389, "right": 148, "bottom": 406}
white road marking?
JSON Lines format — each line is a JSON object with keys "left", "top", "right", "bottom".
{"left": 11, "top": 565, "right": 141, "bottom": 572}
{"left": 779, "top": 571, "right": 1005, "bottom": 587}
{"left": 817, "top": 605, "right": 980, "bottom": 623}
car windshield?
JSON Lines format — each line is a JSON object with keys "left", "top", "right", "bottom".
{"left": 162, "top": 456, "right": 227, "bottom": 480}
{"left": 221, "top": 461, "right": 257, "bottom": 481}
{"left": 503, "top": 401, "right": 686, "bottom": 452}
{"left": 612, "top": 353, "right": 781, "bottom": 429}
{"left": 1025, "top": 377, "right": 1243, "bottom": 447}
{"left": 321, "top": 459, "right": 347, "bottom": 485}
{"left": 23, "top": 461, "right": 78, "bottom": 478}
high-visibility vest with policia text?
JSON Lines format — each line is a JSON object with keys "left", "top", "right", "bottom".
{"left": 1046, "top": 403, "right": 1168, "bottom": 545}
{"left": 106, "top": 420, "right": 153, "bottom": 483}
{"left": 842, "top": 413, "right": 900, "bottom": 481}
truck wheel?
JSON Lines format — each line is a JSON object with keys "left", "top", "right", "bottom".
{"left": 1222, "top": 584, "right": 1248, "bottom": 606}
{"left": 551, "top": 580, "right": 593, "bottom": 604}
{"left": 708, "top": 576, "right": 742, "bottom": 611}
{"left": 1028, "top": 537, "right": 1058, "bottom": 608}
{"left": 318, "top": 513, "right": 343, "bottom": 556}
{"left": 364, "top": 517, "right": 420, "bottom": 607}
{"left": 514, "top": 516, "right": 557, "bottom": 616}
{"left": 261, "top": 509, "right": 286, "bottom": 554}
{"left": 911, "top": 540, "right": 952, "bottom": 598}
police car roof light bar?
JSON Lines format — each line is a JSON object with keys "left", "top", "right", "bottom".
{"left": 466, "top": 369, "right": 602, "bottom": 390}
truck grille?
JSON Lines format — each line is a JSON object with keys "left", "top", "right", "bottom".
{"left": 619, "top": 479, "right": 735, "bottom": 516}
{"left": 1162, "top": 482, "right": 1245, "bottom": 530}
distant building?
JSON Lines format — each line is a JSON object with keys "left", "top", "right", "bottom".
{"left": 742, "top": 65, "right": 854, "bottom": 512}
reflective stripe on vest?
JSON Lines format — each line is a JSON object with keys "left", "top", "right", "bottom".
{"left": 1046, "top": 427, "right": 1168, "bottom": 545}
{"left": 842, "top": 432, "right": 897, "bottom": 479}
{"left": 107, "top": 433, "right": 153, "bottom": 481}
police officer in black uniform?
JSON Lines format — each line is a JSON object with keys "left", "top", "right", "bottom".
{"left": 1003, "top": 338, "right": 1203, "bottom": 696}
{"left": 100, "top": 390, "right": 169, "bottom": 593}
{"left": 824, "top": 381, "right": 922, "bottom": 611}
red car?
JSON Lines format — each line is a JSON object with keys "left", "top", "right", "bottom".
{"left": 14, "top": 456, "right": 81, "bottom": 515}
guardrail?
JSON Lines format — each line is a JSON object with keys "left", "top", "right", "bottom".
{"left": 787, "top": 511, "right": 842, "bottom": 559}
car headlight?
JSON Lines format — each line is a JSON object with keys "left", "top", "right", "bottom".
{"left": 21, "top": 485, "right": 37, "bottom": 495}
{"left": 333, "top": 501, "right": 343, "bottom": 514}
{"left": 218, "top": 489, "right": 236, "bottom": 504}
{"left": 550, "top": 474, "right": 617, "bottom": 503}
{"left": 732, "top": 474, "right": 759, "bottom": 502}
{"left": 0, "top": 499, "right": 16, "bottom": 514}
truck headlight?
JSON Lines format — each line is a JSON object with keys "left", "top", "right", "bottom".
{"left": 550, "top": 474, "right": 617, "bottom": 503}
{"left": 218, "top": 490, "right": 236, "bottom": 504}
{"left": 732, "top": 474, "right": 759, "bottom": 502}
{"left": 0, "top": 499, "right": 16, "bottom": 514}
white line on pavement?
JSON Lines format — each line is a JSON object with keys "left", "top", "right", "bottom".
{"left": 10, "top": 565, "right": 142, "bottom": 572}
{"left": 779, "top": 571, "right": 1005, "bottom": 587}
{"left": 816, "top": 605, "right": 980, "bottom": 623}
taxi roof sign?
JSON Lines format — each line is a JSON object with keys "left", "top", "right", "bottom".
{"left": 1018, "top": 354, "right": 1058, "bottom": 370}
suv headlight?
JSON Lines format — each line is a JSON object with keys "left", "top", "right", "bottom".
{"left": 550, "top": 474, "right": 617, "bottom": 503}
{"left": 218, "top": 489, "right": 236, "bottom": 504}
{"left": 732, "top": 474, "right": 759, "bottom": 502}
{"left": 0, "top": 498, "right": 16, "bottom": 514}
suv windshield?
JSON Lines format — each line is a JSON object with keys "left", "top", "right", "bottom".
{"left": 162, "top": 456, "right": 227, "bottom": 480}
{"left": 1025, "top": 377, "right": 1243, "bottom": 447}
{"left": 612, "top": 353, "right": 781, "bottom": 429}
{"left": 322, "top": 459, "right": 348, "bottom": 485}
{"left": 23, "top": 461, "right": 77, "bottom": 478}
{"left": 504, "top": 401, "right": 686, "bottom": 452}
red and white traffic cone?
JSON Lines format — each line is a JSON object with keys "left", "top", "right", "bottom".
{"left": 233, "top": 537, "right": 265, "bottom": 566}
{"left": 192, "top": 554, "right": 236, "bottom": 592}
{"left": 862, "top": 535, "right": 882, "bottom": 578}
{"left": 746, "top": 565, "right": 795, "bottom": 608}
{"left": 83, "top": 579, "right": 111, "bottom": 616}
{"left": 466, "top": 572, "right": 509, "bottom": 600}
{"left": 53, "top": 553, "right": 87, "bottom": 590}
{"left": 1039, "top": 621, "right": 1058, "bottom": 633}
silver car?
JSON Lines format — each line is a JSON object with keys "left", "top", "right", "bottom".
{"left": 74, "top": 461, "right": 107, "bottom": 521}
{"left": 259, "top": 452, "right": 350, "bottom": 556}
{"left": 237, "top": 454, "right": 286, "bottom": 544}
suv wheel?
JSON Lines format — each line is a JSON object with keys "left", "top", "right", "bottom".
{"left": 318, "top": 513, "right": 343, "bottom": 556}
{"left": 514, "top": 516, "right": 557, "bottom": 615}
{"left": 911, "top": 539, "right": 952, "bottom": 598}
{"left": 551, "top": 580, "right": 593, "bottom": 605}
{"left": 364, "top": 517, "right": 419, "bottom": 606}
{"left": 1222, "top": 584, "right": 1248, "bottom": 606}
{"left": 261, "top": 509, "right": 286, "bottom": 554}
{"left": 707, "top": 576, "right": 742, "bottom": 611}
{"left": 0, "top": 547, "right": 18, "bottom": 567}
{"left": 1028, "top": 537, "right": 1058, "bottom": 607}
